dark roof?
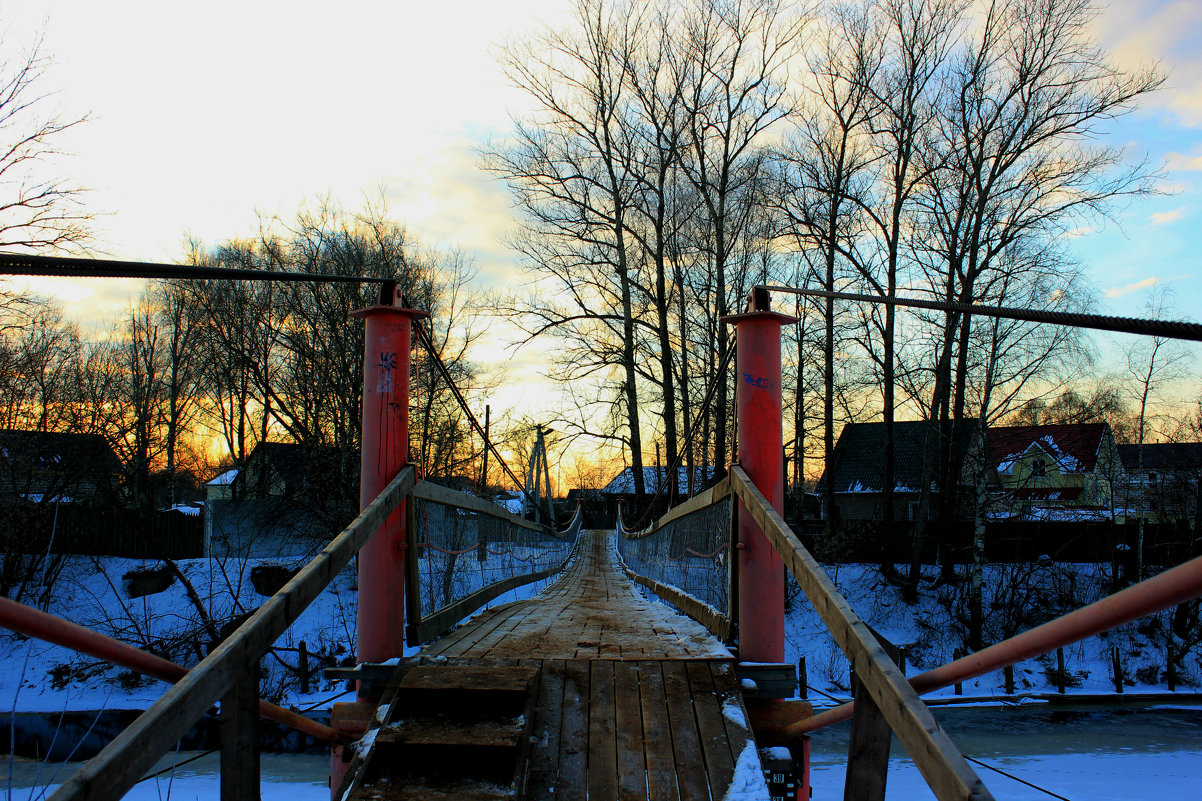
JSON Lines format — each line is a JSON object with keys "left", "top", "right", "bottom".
{"left": 602, "top": 465, "right": 720, "bottom": 494}
{"left": 0, "top": 429, "right": 122, "bottom": 474}
{"left": 987, "top": 424, "right": 1110, "bottom": 473}
{"left": 821, "top": 420, "right": 980, "bottom": 494}
{"left": 244, "top": 441, "right": 344, "bottom": 492}
{"left": 1117, "top": 442, "right": 1202, "bottom": 471}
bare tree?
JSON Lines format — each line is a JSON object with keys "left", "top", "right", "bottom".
{"left": 0, "top": 26, "right": 91, "bottom": 253}
{"left": 1124, "top": 288, "right": 1195, "bottom": 581}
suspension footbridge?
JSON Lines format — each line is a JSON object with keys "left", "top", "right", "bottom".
{"left": 2, "top": 256, "right": 1202, "bottom": 801}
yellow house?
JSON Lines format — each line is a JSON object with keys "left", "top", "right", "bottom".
{"left": 988, "top": 423, "right": 1124, "bottom": 521}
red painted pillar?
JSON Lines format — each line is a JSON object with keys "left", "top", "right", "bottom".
{"left": 722, "top": 288, "right": 796, "bottom": 664}
{"left": 349, "top": 284, "right": 428, "bottom": 667}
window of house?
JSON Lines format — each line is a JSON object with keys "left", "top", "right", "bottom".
{"left": 1030, "top": 457, "right": 1046, "bottom": 477}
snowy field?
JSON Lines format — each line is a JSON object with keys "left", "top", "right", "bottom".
{"left": 0, "top": 550, "right": 567, "bottom": 715}
{"left": 2, "top": 546, "right": 1200, "bottom": 799}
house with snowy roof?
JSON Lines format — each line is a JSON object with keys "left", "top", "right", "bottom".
{"left": 601, "top": 465, "right": 721, "bottom": 497}
{"left": 0, "top": 429, "right": 122, "bottom": 505}
{"left": 1116, "top": 441, "right": 1202, "bottom": 524}
{"left": 987, "top": 423, "right": 1124, "bottom": 521}
{"left": 818, "top": 420, "right": 982, "bottom": 522}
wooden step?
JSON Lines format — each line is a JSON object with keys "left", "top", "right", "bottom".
{"left": 393, "top": 665, "right": 539, "bottom": 719}
{"left": 377, "top": 716, "right": 527, "bottom": 748}
{"left": 343, "top": 662, "right": 542, "bottom": 801}
{"left": 349, "top": 777, "right": 516, "bottom": 801}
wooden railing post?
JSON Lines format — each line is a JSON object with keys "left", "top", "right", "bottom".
{"left": 720, "top": 288, "right": 796, "bottom": 663}
{"left": 845, "top": 634, "right": 903, "bottom": 801}
{"left": 221, "top": 666, "right": 260, "bottom": 800}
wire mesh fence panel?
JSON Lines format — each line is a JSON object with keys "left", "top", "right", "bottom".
{"left": 412, "top": 494, "right": 578, "bottom": 621}
{"left": 617, "top": 494, "right": 732, "bottom": 617}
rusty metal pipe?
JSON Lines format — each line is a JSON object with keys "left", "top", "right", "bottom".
{"left": 0, "top": 596, "right": 338, "bottom": 742}
{"left": 791, "top": 554, "right": 1202, "bottom": 735}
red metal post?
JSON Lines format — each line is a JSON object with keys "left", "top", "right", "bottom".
{"left": 349, "top": 284, "right": 428, "bottom": 667}
{"left": 722, "top": 288, "right": 796, "bottom": 663}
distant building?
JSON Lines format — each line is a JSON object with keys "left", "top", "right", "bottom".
{"left": 818, "top": 420, "right": 981, "bottom": 522}
{"left": 0, "top": 429, "right": 122, "bottom": 505}
{"left": 204, "top": 467, "right": 239, "bottom": 502}
{"left": 205, "top": 441, "right": 355, "bottom": 558}
{"left": 599, "top": 465, "right": 721, "bottom": 527}
{"left": 1117, "top": 442, "right": 1202, "bottom": 524}
{"left": 988, "top": 423, "right": 1124, "bottom": 521}
{"left": 601, "top": 465, "right": 721, "bottom": 497}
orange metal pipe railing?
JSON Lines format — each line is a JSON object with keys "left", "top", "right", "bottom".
{"left": 0, "top": 595, "right": 338, "bottom": 742}
{"left": 791, "top": 553, "right": 1202, "bottom": 736}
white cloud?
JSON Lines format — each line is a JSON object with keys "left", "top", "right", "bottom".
{"left": 1148, "top": 206, "right": 1188, "bottom": 226}
{"left": 1165, "top": 149, "right": 1202, "bottom": 172}
{"left": 1105, "top": 276, "right": 1160, "bottom": 299}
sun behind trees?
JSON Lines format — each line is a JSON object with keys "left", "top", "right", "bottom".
{"left": 0, "top": 198, "right": 496, "bottom": 533}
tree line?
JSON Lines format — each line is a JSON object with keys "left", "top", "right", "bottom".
{"left": 487, "top": 0, "right": 1165, "bottom": 533}
{"left": 0, "top": 198, "right": 497, "bottom": 523}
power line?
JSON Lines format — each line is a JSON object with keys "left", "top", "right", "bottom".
{"left": 760, "top": 285, "right": 1202, "bottom": 342}
{"left": 0, "top": 252, "right": 391, "bottom": 284}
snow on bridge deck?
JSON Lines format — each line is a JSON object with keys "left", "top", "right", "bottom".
{"left": 338, "top": 530, "right": 767, "bottom": 800}
{"left": 425, "top": 529, "right": 730, "bottom": 660}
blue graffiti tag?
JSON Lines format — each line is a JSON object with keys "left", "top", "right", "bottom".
{"left": 743, "top": 372, "right": 770, "bottom": 389}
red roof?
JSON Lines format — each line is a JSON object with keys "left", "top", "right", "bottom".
{"left": 988, "top": 424, "right": 1110, "bottom": 473}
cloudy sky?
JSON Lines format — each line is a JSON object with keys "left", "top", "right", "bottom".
{"left": 5, "top": 0, "right": 1202, "bottom": 423}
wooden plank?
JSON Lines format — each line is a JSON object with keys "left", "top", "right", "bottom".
{"left": 622, "top": 478, "right": 732, "bottom": 539}
{"left": 614, "top": 662, "right": 647, "bottom": 801}
{"left": 845, "top": 673, "right": 894, "bottom": 801}
{"left": 220, "top": 668, "right": 259, "bottom": 801}
{"left": 625, "top": 570, "right": 732, "bottom": 640}
{"left": 526, "top": 659, "right": 566, "bottom": 798}
{"left": 426, "top": 600, "right": 526, "bottom": 657}
{"left": 413, "top": 479, "right": 552, "bottom": 534}
{"left": 414, "top": 563, "right": 565, "bottom": 643}
{"left": 638, "top": 661, "right": 680, "bottom": 801}
{"left": 729, "top": 466, "right": 993, "bottom": 801}
{"left": 685, "top": 661, "right": 735, "bottom": 794}
{"left": 709, "top": 661, "right": 752, "bottom": 768}
{"left": 845, "top": 633, "right": 903, "bottom": 801}
{"left": 559, "top": 661, "right": 590, "bottom": 801}
{"left": 588, "top": 661, "right": 619, "bottom": 800}
{"left": 49, "top": 465, "right": 417, "bottom": 801}
{"left": 661, "top": 661, "right": 710, "bottom": 801}
{"left": 404, "top": 496, "right": 422, "bottom": 646}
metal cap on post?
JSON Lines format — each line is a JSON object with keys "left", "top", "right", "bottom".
{"left": 720, "top": 288, "right": 796, "bottom": 664}
{"left": 349, "top": 282, "right": 429, "bottom": 668}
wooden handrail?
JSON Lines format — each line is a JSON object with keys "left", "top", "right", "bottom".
{"left": 621, "top": 477, "right": 731, "bottom": 540}
{"left": 412, "top": 480, "right": 553, "bottom": 534}
{"left": 729, "top": 466, "right": 993, "bottom": 801}
{"left": 49, "top": 465, "right": 417, "bottom": 801}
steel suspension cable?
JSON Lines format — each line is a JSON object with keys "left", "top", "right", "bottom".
{"left": 962, "top": 754, "right": 1073, "bottom": 801}
{"left": 411, "top": 316, "right": 561, "bottom": 526}
{"left": 631, "top": 335, "right": 737, "bottom": 530}
{"left": 760, "top": 285, "right": 1202, "bottom": 342}
{"left": 0, "top": 252, "right": 392, "bottom": 284}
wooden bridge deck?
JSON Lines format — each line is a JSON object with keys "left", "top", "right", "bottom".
{"left": 424, "top": 528, "right": 730, "bottom": 660}
{"left": 341, "top": 531, "right": 762, "bottom": 801}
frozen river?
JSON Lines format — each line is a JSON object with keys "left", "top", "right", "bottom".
{"left": 5, "top": 705, "right": 1200, "bottom": 800}
{"left": 810, "top": 705, "right": 1202, "bottom": 800}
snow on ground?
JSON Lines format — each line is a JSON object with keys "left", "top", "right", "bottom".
{"left": 783, "top": 561, "right": 1199, "bottom": 701}
{"left": 0, "top": 544, "right": 572, "bottom": 716}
